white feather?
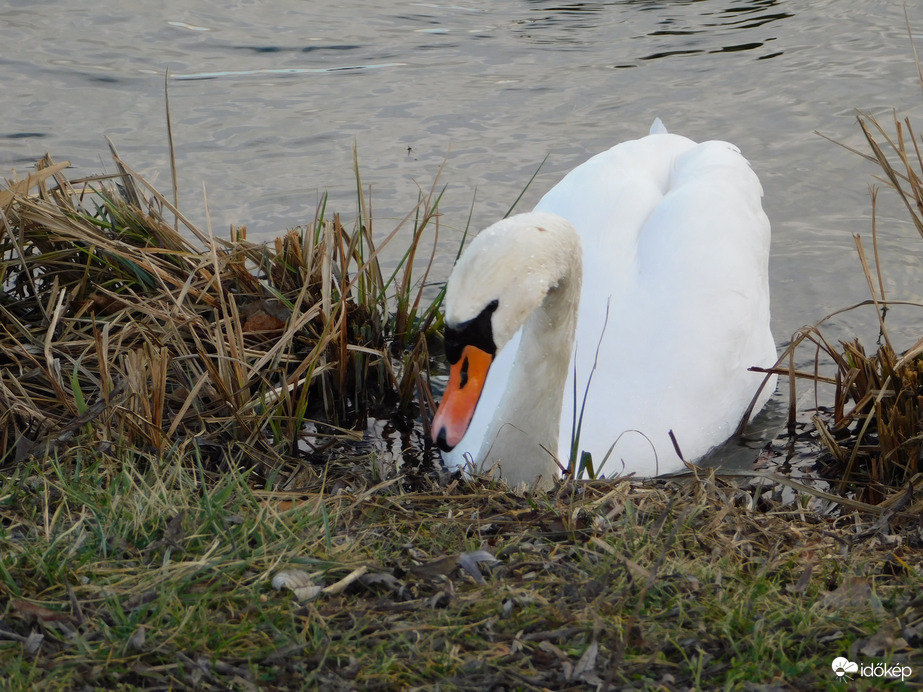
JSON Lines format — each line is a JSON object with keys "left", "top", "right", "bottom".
{"left": 439, "top": 126, "right": 776, "bottom": 486}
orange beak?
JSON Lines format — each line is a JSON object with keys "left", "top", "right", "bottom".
{"left": 432, "top": 344, "right": 494, "bottom": 451}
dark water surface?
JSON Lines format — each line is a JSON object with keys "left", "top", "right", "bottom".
{"left": 4, "top": 0, "right": 923, "bottom": 467}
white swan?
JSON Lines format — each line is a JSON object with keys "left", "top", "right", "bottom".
{"left": 431, "top": 121, "right": 776, "bottom": 489}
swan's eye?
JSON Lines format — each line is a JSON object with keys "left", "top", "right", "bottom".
{"left": 459, "top": 356, "right": 469, "bottom": 389}
{"left": 444, "top": 300, "right": 499, "bottom": 364}
{"left": 444, "top": 329, "right": 463, "bottom": 364}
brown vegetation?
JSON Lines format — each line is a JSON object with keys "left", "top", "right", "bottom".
{"left": 0, "top": 146, "right": 441, "bottom": 481}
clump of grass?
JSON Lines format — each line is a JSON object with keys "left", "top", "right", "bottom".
{"left": 764, "top": 111, "right": 923, "bottom": 504}
{"left": 0, "top": 146, "right": 442, "bottom": 479}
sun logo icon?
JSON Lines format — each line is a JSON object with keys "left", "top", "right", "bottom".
{"left": 832, "top": 657, "right": 858, "bottom": 681}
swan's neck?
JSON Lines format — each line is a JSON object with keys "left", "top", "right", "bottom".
{"left": 480, "top": 263, "right": 582, "bottom": 489}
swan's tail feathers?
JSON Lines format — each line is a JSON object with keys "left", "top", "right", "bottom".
{"left": 649, "top": 118, "right": 668, "bottom": 135}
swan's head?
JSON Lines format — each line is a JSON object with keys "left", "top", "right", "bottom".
{"left": 432, "top": 212, "right": 581, "bottom": 451}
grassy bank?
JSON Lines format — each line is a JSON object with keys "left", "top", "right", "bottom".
{"left": 1, "top": 115, "right": 922, "bottom": 689}
{"left": 1, "top": 454, "right": 920, "bottom": 690}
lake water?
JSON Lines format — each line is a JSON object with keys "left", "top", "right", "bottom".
{"left": 4, "top": 0, "right": 923, "bottom": 465}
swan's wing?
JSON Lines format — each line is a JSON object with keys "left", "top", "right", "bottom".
{"left": 537, "top": 135, "right": 775, "bottom": 476}
{"left": 534, "top": 134, "right": 696, "bottom": 472}
{"left": 623, "top": 141, "right": 775, "bottom": 461}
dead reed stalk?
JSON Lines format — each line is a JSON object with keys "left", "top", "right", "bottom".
{"left": 762, "top": 111, "right": 923, "bottom": 503}
{"left": 0, "top": 149, "right": 442, "bottom": 477}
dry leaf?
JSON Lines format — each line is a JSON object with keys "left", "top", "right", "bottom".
{"left": 858, "top": 628, "right": 905, "bottom": 657}
{"left": 571, "top": 640, "right": 599, "bottom": 681}
{"left": 128, "top": 626, "right": 147, "bottom": 651}
{"left": 502, "top": 599, "right": 515, "bottom": 617}
{"left": 359, "top": 572, "right": 408, "bottom": 598}
{"left": 457, "top": 550, "right": 499, "bottom": 584}
{"left": 538, "top": 640, "right": 569, "bottom": 662}
{"left": 24, "top": 631, "right": 43, "bottom": 656}
{"left": 243, "top": 312, "right": 287, "bottom": 333}
{"left": 820, "top": 577, "right": 871, "bottom": 610}
{"left": 272, "top": 569, "right": 323, "bottom": 602}
{"left": 787, "top": 562, "right": 814, "bottom": 594}
{"left": 11, "top": 599, "right": 73, "bottom": 623}
{"left": 410, "top": 555, "right": 460, "bottom": 579}
{"left": 410, "top": 550, "right": 498, "bottom": 584}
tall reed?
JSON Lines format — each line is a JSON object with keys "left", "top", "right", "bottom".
{"left": 0, "top": 147, "right": 443, "bottom": 477}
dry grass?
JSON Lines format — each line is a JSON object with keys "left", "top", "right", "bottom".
{"left": 758, "top": 111, "right": 923, "bottom": 506}
{"left": 0, "top": 146, "right": 443, "bottom": 482}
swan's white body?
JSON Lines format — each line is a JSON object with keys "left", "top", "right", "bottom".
{"left": 436, "top": 122, "right": 776, "bottom": 488}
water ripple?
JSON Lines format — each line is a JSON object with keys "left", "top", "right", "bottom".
{"left": 171, "top": 62, "right": 406, "bottom": 81}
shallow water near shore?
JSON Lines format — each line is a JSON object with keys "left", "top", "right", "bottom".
{"left": 5, "top": 0, "right": 923, "bottom": 474}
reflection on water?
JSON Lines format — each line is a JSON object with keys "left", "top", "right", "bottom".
{"left": 173, "top": 62, "right": 406, "bottom": 81}
{"left": 520, "top": 0, "right": 792, "bottom": 62}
